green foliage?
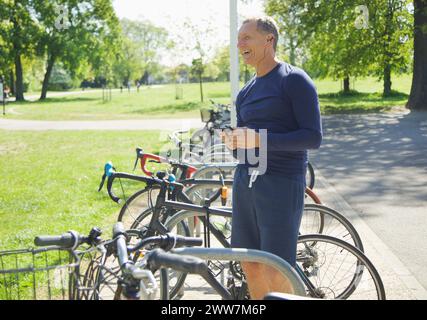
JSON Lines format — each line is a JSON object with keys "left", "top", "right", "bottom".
{"left": 115, "top": 18, "right": 173, "bottom": 85}
{"left": 32, "top": 0, "right": 121, "bottom": 96}
{"left": 265, "top": 0, "right": 414, "bottom": 95}
{"left": 210, "top": 45, "right": 256, "bottom": 83}
{"left": 47, "top": 63, "right": 73, "bottom": 91}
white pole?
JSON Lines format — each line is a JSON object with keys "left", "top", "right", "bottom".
{"left": 229, "top": 0, "right": 239, "bottom": 127}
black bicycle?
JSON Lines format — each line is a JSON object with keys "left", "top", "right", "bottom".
{"left": 105, "top": 173, "right": 385, "bottom": 300}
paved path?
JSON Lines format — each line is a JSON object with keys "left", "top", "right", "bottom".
{"left": 310, "top": 110, "right": 427, "bottom": 297}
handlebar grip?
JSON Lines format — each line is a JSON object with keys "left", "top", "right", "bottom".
{"left": 113, "top": 223, "right": 129, "bottom": 267}
{"left": 173, "top": 235, "right": 203, "bottom": 248}
{"left": 147, "top": 249, "right": 206, "bottom": 274}
{"left": 34, "top": 233, "right": 75, "bottom": 248}
{"left": 113, "top": 222, "right": 126, "bottom": 238}
{"left": 106, "top": 175, "right": 121, "bottom": 203}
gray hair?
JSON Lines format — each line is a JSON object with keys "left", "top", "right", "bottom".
{"left": 242, "top": 16, "right": 279, "bottom": 51}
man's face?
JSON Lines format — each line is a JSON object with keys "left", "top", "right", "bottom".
{"left": 237, "top": 21, "right": 270, "bottom": 66}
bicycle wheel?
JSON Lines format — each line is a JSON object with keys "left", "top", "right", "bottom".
{"left": 165, "top": 203, "right": 364, "bottom": 256}
{"left": 306, "top": 162, "right": 315, "bottom": 190}
{"left": 129, "top": 208, "right": 191, "bottom": 300}
{"left": 304, "top": 187, "right": 322, "bottom": 204}
{"left": 300, "top": 204, "right": 364, "bottom": 252}
{"left": 117, "top": 186, "right": 160, "bottom": 229}
{"left": 163, "top": 210, "right": 233, "bottom": 299}
{"left": 297, "top": 234, "right": 385, "bottom": 300}
{"left": 77, "top": 245, "right": 122, "bottom": 300}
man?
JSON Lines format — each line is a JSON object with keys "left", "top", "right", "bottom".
{"left": 221, "top": 17, "right": 322, "bottom": 299}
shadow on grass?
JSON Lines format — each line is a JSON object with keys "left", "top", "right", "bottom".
{"left": 319, "top": 90, "right": 409, "bottom": 114}
{"left": 9, "top": 96, "right": 97, "bottom": 106}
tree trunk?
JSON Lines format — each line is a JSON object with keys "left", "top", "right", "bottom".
{"left": 9, "top": 69, "right": 15, "bottom": 96}
{"left": 40, "top": 54, "right": 56, "bottom": 100}
{"left": 199, "top": 72, "right": 204, "bottom": 102}
{"left": 289, "top": 36, "right": 296, "bottom": 66}
{"left": 383, "top": 64, "right": 392, "bottom": 97}
{"left": 343, "top": 77, "right": 350, "bottom": 94}
{"left": 407, "top": 0, "right": 427, "bottom": 110}
{"left": 383, "top": 1, "right": 393, "bottom": 97}
{"left": 14, "top": 53, "right": 25, "bottom": 101}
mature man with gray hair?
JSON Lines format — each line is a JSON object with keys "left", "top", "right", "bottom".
{"left": 221, "top": 16, "right": 322, "bottom": 299}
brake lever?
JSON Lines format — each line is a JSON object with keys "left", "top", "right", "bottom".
{"left": 98, "top": 162, "right": 115, "bottom": 192}
{"left": 133, "top": 148, "right": 143, "bottom": 171}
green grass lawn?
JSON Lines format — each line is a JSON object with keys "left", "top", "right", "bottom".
{"left": 5, "top": 82, "right": 232, "bottom": 121}
{"left": 3, "top": 75, "right": 412, "bottom": 121}
{"left": 0, "top": 130, "right": 171, "bottom": 250}
{"left": 316, "top": 74, "right": 411, "bottom": 113}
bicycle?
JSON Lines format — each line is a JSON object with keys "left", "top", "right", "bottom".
{"left": 0, "top": 227, "right": 104, "bottom": 300}
{"left": 101, "top": 157, "right": 341, "bottom": 257}
{"left": 23, "top": 223, "right": 307, "bottom": 300}
{"left": 100, "top": 151, "right": 321, "bottom": 231}
{"left": 105, "top": 169, "right": 362, "bottom": 252}
{"left": 105, "top": 173, "right": 384, "bottom": 299}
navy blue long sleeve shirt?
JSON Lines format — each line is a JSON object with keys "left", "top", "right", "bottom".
{"left": 235, "top": 62, "right": 322, "bottom": 177}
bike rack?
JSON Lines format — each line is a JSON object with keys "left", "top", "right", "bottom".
{"left": 171, "top": 247, "right": 307, "bottom": 297}
{"left": 191, "top": 163, "right": 237, "bottom": 178}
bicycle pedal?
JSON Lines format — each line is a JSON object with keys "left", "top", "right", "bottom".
{"left": 207, "top": 260, "right": 226, "bottom": 277}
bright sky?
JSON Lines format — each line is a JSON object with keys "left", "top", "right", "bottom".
{"left": 113, "top": 0, "right": 265, "bottom": 66}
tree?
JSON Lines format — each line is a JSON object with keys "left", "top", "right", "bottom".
{"left": 265, "top": 0, "right": 413, "bottom": 96}
{"left": 113, "top": 37, "right": 143, "bottom": 87}
{"left": 407, "top": 0, "right": 427, "bottom": 110}
{"left": 264, "top": 0, "right": 306, "bottom": 66}
{"left": 368, "top": 1, "right": 413, "bottom": 96}
{"left": 191, "top": 58, "right": 204, "bottom": 102}
{"left": 120, "top": 18, "right": 173, "bottom": 84}
{"left": 32, "top": 0, "right": 120, "bottom": 99}
{"left": 266, "top": 0, "right": 375, "bottom": 94}
{"left": 0, "top": 0, "right": 39, "bottom": 101}
{"left": 211, "top": 45, "right": 255, "bottom": 82}
{"left": 180, "top": 19, "right": 217, "bottom": 102}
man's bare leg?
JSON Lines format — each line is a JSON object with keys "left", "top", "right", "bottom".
{"left": 241, "top": 262, "right": 270, "bottom": 300}
{"left": 242, "top": 262, "right": 295, "bottom": 300}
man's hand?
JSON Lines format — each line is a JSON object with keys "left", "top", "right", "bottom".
{"left": 220, "top": 127, "right": 260, "bottom": 150}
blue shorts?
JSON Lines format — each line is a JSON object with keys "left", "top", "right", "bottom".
{"left": 231, "top": 165, "right": 305, "bottom": 266}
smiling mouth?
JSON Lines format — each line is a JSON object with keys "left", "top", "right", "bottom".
{"left": 242, "top": 50, "right": 251, "bottom": 58}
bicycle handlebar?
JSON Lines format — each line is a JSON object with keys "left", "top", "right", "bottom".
{"left": 113, "top": 222, "right": 130, "bottom": 268}
{"left": 34, "top": 227, "right": 103, "bottom": 249}
{"left": 146, "top": 248, "right": 207, "bottom": 274}
{"left": 113, "top": 222, "right": 203, "bottom": 275}
{"left": 146, "top": 248, "right": 233, "bottom": 300}
{"left": 127, "top": 233, "right": 203, "bottom": 253}
{"left": 106, "top": 172, "right": 164, "bottom": 203}
{"left": 34, "top": 232, "right": 79, "bottom": 248}
{"left": 105, "top": 171, "right": 225, "bottom": 206}
{"left": 134, "top": 147, "right": 197, "bottom": 178}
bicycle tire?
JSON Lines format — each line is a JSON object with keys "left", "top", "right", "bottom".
{"left": 297, "top": 234, "right": 385, "bottom": 300}
{"left": 125, "top": 229, "right": 170, "bottom": 300}
{"left": 302, "top": 204, "right": 364, "bottom": 252}
{"left": 163, "top": 204, "right": 365, "bottom": 299}
{"left": 306, "top": 162, "right": 315, "bottom": 190}
{"left": 117, "top": 186, "right": 161, "bottom": 229}
{"left": 129, "top": 208, "right": 191, "bottom": 299}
